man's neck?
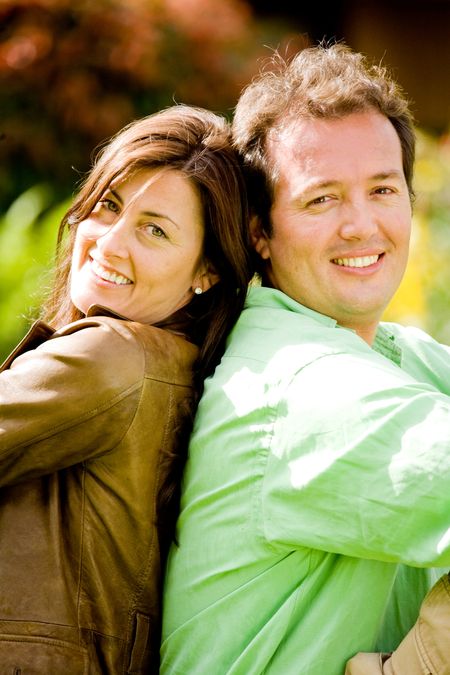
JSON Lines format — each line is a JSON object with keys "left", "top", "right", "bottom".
{"left": 355, "top": 327, "right": 378, "bottom": 346}
{"left": 259, "top": 280, "right": 380, "bottom": 345}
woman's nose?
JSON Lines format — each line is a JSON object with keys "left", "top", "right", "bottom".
{"left": 95, "top": 219, "right": 130, "bottom": 258}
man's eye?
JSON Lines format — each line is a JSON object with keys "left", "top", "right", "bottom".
{"left": 309, "top": 195, "right": 331, "bottom": 206}
{"left": 374, "top": 187, "right": 394, "bottom": 195}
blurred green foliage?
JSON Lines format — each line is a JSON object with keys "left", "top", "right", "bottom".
{"left": 0, "top": 0, "right": 448, "bottom": 360}
{"left": 0, "top": 0, "right": 300, "bottom": 209}
{"left": 383, "top": 130, "right": 450, "bottom": 344}
{"left": 0, "top": 186, "right": 71, "bottom": 360}
{"left": 0, "top": 0, "right": 300, "bottom": 360}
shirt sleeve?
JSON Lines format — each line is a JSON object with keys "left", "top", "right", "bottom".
{"left": 0, "top": 319, "right": 144, "bottom": 486}
{"left": 261, "top": 350, "right": 450, "bottom": 567}
{"left": 390, "top": 323, "right": 450, "bottom": 395}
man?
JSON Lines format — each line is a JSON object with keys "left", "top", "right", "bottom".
{"left": 161, "top": 43, "right": 450, "bottom": 674}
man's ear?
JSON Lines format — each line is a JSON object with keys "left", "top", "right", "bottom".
{"left": 250, "top": 215, "right": 271, "bottom": 260}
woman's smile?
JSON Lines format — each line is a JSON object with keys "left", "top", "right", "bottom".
{"left": 90, "top": 256, "right": 133, "bottom": 286}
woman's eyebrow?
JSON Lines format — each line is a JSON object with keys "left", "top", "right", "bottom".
{"left": 141, "top": 210, "right": 180, "bottom": 229}
{"left": 109, "top": 188, "right": 123, "bottom": 204}
{"left": 109, "top": 187, "right": 180, "bottom": 229}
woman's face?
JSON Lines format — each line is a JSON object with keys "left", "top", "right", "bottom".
{"left": 70, "top": 169, "right": 213, "bottom": 324}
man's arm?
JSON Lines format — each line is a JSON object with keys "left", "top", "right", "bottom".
{"left": 261, "top": 349, "right": 450, "bottom": 566}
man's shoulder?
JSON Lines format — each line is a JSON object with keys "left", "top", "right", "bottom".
{"left": 223, "top": 299, "right": 370, "bottom": 383}
{"left": 380, "top": 320, "right": 433, "bottom": 341}
{"left": 378, "top": 321, "right": 450, "bottom": 394}
{"left": 380, "top": 321, "right": 450, "bottom": 357}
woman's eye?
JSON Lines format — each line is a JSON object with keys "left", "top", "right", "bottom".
{"left": 100, "top": 198, "right": 120, "bottom": 213}
{"left": 146, "top": 224, "right": 167, "bottom": 239}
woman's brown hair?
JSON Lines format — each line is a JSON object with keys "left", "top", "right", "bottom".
{"left": 43, "top": 104, "right": 254, "bottom": 381}
{"left": 41, "top": 104, "right": 255, "bottom": 552}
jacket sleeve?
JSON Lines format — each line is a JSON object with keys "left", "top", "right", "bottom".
{"left": 261, "top": 349, "right": 450, "bottom": 567}
{"left": 0, "top": 319, "right": 144, "bottom": 486}
{"left": 345, "top": 572, "right": 450, "bottom": 674}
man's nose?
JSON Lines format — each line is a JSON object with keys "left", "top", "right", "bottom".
{"left": 338, "top": 200, "right": 379, "bottom": 241}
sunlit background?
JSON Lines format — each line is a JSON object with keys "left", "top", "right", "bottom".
{"left": 1, "top": 0, "right": 449, "bottom": 360}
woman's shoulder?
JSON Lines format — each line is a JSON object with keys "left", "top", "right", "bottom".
{"left": 56, "top": 314, "right": 198, "bottom": 386}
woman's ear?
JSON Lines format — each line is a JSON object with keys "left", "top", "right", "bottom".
{"left": 250, "top": 215, "right": 271, "bottom": 260}
{"left": 193, "top": 262, "right": 220, "bottom": 294}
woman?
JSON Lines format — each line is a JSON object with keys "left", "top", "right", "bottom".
{"left": 0, "top": 105, "right": 253, "bottom": 673}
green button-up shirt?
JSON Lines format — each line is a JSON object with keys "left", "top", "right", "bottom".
{"left": 161, "top": 286, "right": 450, "bottom": 675}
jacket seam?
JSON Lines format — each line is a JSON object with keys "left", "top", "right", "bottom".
{"left": 123, "top": 385, "right": 177, "bottom": 672}
{"left": 77, "top": 463, "right": 86, "bottom": 647}
{"left": 0, "top": 380, "right": 143, "bottom": 456}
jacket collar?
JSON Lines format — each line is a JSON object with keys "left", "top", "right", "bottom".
{"left": 0, "top": 306, "right": 132, "bottom": 372}
{"left": 85, "top": 304, "right": 132, "bottom": 321}
{"left": 0, "top": 321, "right": 55, "bottom": 372}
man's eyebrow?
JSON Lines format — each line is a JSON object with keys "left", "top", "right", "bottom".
{"left": 294, "top": 170, "right": 405, "bottom": 198}
{"left": 305, "top": 180, "right": 339, "bottom": 192}
{"left": 371, "top": 170, "right": 405, "bottom": 181}
{"left": 304, "top": 171, "right": 404, "bottom": 191}
{"left": 291, "top": 179, "right": 340, "bottom": 200}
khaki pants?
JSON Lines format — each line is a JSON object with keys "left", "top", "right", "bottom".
{"left": 345, "top": 573, "right": 450, "bottom": 675}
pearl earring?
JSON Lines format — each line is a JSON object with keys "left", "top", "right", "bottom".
{"left": 193, "top": 287, "right": 203, "bottom": 295}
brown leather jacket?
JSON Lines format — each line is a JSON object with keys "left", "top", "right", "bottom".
{"left": 0, "top": 307, "right": 198, "bottom": 674}
{"left": 345, "top": 572, "right": 450, "bottom": 675}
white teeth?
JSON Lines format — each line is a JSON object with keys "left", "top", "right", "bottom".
{"left": 333, "top": 255, "right": 379, "bottom": 268}
{"left": 91, "top": 259, "right": 132, "bottom": 285}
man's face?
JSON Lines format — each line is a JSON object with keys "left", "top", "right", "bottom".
{"left": 254, "top": 110, "right": 412, "bottom": 343}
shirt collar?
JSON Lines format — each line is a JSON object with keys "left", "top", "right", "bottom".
{"left": 246, "top": 285, "right": 403, "bottom": 366}
{"left": 246, "top": 286, "right": 338, "bottom": 328}
{"left": 373, "top": 324, "right": 403, "bottom": 366}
